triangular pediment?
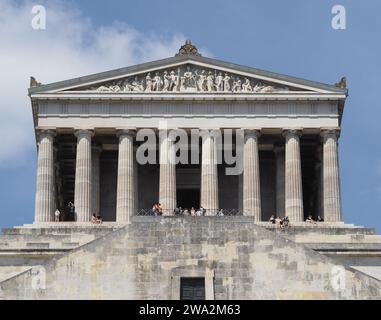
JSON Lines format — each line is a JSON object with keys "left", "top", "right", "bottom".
{"left": 29, "top": 47, "right": 347, "bottom": 96}
{"left": 66, "top": 62, "right": 311, "bottom": 94}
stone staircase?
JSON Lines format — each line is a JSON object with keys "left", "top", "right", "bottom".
{"left": 0, "top": 222, "right": 123, "bottom": 283}
{"left": 0, "top": 217, "right": 380, "bottom": 299}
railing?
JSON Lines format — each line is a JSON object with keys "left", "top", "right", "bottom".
{"left": 136, "top": 209, "right": 242, "bottom": 216}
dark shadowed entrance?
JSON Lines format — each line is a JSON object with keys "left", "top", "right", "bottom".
{"left": 177, "top": 188, "right": 200, "bottom": 209}
{"left": 180, "top": 277, "right": 205, "bottom": 300}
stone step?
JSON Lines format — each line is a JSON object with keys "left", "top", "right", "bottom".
{"left": 0, "top": 266, "right": 32, "bottom": 283}
{"left": 292, "top": 234, "right": 381, "bottom": 244}
{"left": 2, "top": 223, "right": 121, "bottom": 236}
{"left": 260, "top": 223, "right": 376, "bottom": 235}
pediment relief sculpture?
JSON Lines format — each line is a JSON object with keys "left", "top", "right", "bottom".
{"left": 76, "top": 65, "right": 294, "bottom": 94}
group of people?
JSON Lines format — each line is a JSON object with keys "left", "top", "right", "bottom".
{"left": 174, "top": 206, "right": 207, "bottom": 217}
{"left": 151, "top": 203, "right": 164, "bottom": 215}
{"left": 53, "top": 202, "right": 103, "bottom": 224}
{"left": 91, "top": 213, "right": 103, "bottom": 224}
{"left": 305, "top": 215, "right": 324, "bottom": 224}
{"left": 269, "top": 214, "right": 325, "bottom": 229}
{"left": 269, "top": 215, "right": 290, "bottom": 229}
{"left": 53, "top": 201, "right": 75, "bottom": 222}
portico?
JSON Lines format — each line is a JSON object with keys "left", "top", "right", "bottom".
{"left": 31, "top": 41, "right": 346, "bottom": 224}
{"left": 33, "top": 126, "right": 343, "bottom": 223}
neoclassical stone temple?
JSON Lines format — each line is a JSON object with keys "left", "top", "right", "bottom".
{"left": 31, "top": 40, "right": 345, "bottom": 224}
{"left": 1, "top": 41, "right": 381, "bottom": 300}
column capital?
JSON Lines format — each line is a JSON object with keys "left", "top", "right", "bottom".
{"left": 282, "top": 128, "right": 303, "bottom": 138}
{"left": 116, "top": 127, "right": 136, "bottom": 138}
{"left": 36, "top": 128, "right": 56, "bottom": 140}
{"left": 243, "top": 128, "right": 261, "bottom": 138}
{"left": 320, "top": 128, "right": 340, "bottom": 140}
{"left": 74, "top": 129, "right": 94, "bottom": 138}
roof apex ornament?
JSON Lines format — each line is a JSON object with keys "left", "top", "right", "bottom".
{"left": 335, "top": 76, "right": 346, "bottom": 89}
{"left": 175, "top": 39, "right": 202, "bottom": 57}
{"left": 30, "top": 76, "right": 41, "bottom": 87}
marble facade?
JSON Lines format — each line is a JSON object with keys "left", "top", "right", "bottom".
{"left": 30, "top": 41, "right": 347, "bottom": 224}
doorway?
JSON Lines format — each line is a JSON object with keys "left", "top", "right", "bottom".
{"left": 177, "top": 188, "right": 200, "bottom": 209}
{"left": 180, "top": 277, "right": 205, "bottom": 300}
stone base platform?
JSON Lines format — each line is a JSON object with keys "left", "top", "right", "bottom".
{"left": 0, "top": 217, "right": 381, "bottom": 299}
{"left": 1, "top": 217, "right": 381, "bottom": 297}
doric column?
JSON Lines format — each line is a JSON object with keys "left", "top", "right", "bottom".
{"left": 159, "top": 129, "right": 177, "bottom": 215}
{"left": 116, "top": 129, "right": 136, "bottom": 223}
{"left": 274, "top": 145, "right": 285, "bottom": 218}
{"left": 321, "top": 129, "right": 342, "bottom": 222}
{"left": 74, "top": 129, "right": 93, "bottom": 222}
{"left": 201, "top": 129, "right": 219, "bottom": 215}
{"left": 91, "top": 144, "right": 102, "bottom": 216}
{"left": 283, "top": 129, "right": 304, "bottom": 222}
{"left": 242, "top": 129, "right": 261, "bottom": 220}
{"left": 34, "top": 130, "right": 56, "bottom": 222}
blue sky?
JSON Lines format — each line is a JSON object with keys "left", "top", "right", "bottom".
{"left": 0, "top": 0, "right": 380, "bottom": 231}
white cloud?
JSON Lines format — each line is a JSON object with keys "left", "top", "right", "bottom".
{"left": 0, "top": 0, "right": 187, "bottom": 167}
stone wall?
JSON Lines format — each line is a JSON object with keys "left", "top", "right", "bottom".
{"left": 1, "top": 217, "right": 380, "bottom": 300}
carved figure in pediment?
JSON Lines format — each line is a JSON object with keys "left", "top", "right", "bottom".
{"left": 215, "top": 72, "right": 224, "bottom": 91}
{"left": 163, "top": 71, "right": 170, "bottom": 91}
{"left": 121, "top": 79, "right": 132, "bottom": 92}
{"left": 260, "top": 85, "right": 274, "bottom": 93}
{"left": 152, "top": 72, "right": 162, "bottom": 91}
{"left": 183, "top": 66, "right": 195, "bottom": 88}
{"left": 232, "top": 77, "right": 242, "bottom": 92}
{"left": 169, "top": 70, "right": 180, "bottom": 91}
{"left": 97, "top": 85, "right": 112, "bottom": 92}
{"left": 145, "top": 73, "right": 152, "bottom": 92}
{"left": 109, "top": 84, "right": 121, "bottom": 92}
{"left": 253, "top": 82, "right": 274, "bottom": 93}
{"left": 131, "top": 76, "right": 144, "bottom": 92}
{"left": 180, "top": 76, "right": 186, "bottom": 91}
{"left": 242, "top": 78, "right": 252, "bottom": 92}
{"left": 195, "top": 70, "right": 207, "bottom": 91}
{"left": 206, "top": 71, "right": 215, "bottom": 92}
{"left": 223, "top": 73, "right": 231, "bottom": 92}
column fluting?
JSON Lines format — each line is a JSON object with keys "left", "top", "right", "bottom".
{"left": 116, "top": 129, "right": 136, "bottom": 223}
{"left": 321, "top": 129, "right": 342, "bottom": 222}
{"left": 242, "top": 129, "right": 261, "bottom": 220}
{"left": 201, "top": 130, "right": 219, "bottom": 215}
{"left": 284, "top": 129, "right": 304, "bottom": 222}
{"left": 34, "top": 130, "right": 56, "bottom": 222}
{"left": 74, "top": 129, "right": 93, "bottom": 222}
